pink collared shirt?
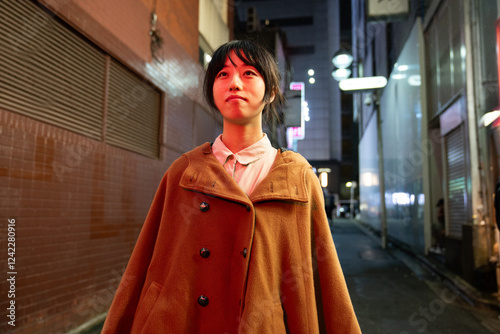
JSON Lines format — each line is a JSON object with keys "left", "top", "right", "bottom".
{"left": 212, "top": 134, "right": 278, "bottom": 196}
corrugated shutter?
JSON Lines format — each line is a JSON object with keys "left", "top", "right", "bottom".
{"left": 106, "top": 59, "right": 160, "bottom": 158}
{"left": 0, "top": 0, "right": 105, "bottom": 139}
{"left": 446, "top": 125, "right": 467, "bottom": 238}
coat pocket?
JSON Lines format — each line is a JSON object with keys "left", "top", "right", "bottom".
{"left": 131, "top": 281, "right": 163, "bottom": 333}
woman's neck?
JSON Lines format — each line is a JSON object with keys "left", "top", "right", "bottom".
{"left": 221, "top": 123, "right": 264, "bottom": 153}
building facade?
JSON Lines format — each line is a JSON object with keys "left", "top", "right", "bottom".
{"left": 355, "top": 0, "right": 500, "bottom": 291}
{"left": 0, "top": 0, "right": 231, "bottom": 332}
{"left": 234, "top": 0, "right": 356, "bottom": 203}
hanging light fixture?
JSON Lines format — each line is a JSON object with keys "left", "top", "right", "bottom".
{"left": 332, "top": 68, "right": 352, "bottom": 81}
{"left": 331, "top": 49, "right": 354, "bottom": 82}
{"left": 332, "top": 49, "right": 354, "bottom": 69}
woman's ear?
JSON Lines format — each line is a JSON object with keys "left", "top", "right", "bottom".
{"left": 268, "top": 90, "right": 276, "bottom": 104}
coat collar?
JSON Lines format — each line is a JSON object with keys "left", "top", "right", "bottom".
{"left": 179, "top": 143, "right": 309, "bottom": 205}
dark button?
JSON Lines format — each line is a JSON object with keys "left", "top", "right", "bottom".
{"left": 200, "top": 247, "right": 210, "bottom": 258}
{"left": 198, "top": 295, "right": 209, "bottom": 306}
{"left": 200, "top": 202, "right": 210, "bottom": 212}
{"left": 242, "top": 248, "right": 248, "bottom": 258}
{"left": 246, "top": 205, "right": 251, "bottom": 212}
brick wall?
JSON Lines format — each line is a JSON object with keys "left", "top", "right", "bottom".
{"left": 0, "top": 0, "right": 221, "bottom": 332}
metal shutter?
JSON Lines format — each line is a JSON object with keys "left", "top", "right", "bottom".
{"left": 0, "top": 0, "right": 105, "bottom": 139}
{"left": 446, "top": 125, "right": 467, "bottom": 238}
{"left": 106, "top": 59, "right": 160, "bottom": 158}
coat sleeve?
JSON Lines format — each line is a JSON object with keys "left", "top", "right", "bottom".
{"left": 101, "top": 170, "right": 169, "bottom": 333}
{"left": 306, "top": 168, "right": 362, "bottom": 333}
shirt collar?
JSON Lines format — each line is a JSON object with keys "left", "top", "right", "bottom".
{"left": 213, "top": 134, "right": 273, "bottom": 166}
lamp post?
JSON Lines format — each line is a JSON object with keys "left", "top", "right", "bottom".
{"left": 346, "top": 181, "right": 357, "bottom": 218}
{"left": 339, "top": 78, "right": 388, "bottom": 248}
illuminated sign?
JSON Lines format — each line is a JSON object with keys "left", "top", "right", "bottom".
{"left": 290, "top": 82, "right": 304, "bottom": 91}
{"left": 367, "top": 0, "right": 409, "bottom": 18}
{"left": 339, "top": 76, "right": 387, "bottom": 91}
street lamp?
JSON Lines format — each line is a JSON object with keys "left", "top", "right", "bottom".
{"left": 346, "top": 181, "right": 357, "bottom": 218}
{"left": 332, "top": 68, "right": 352, "bottom": 81}
{"left": 332, "top": 49, "right": 354, "bottom": 69}
{"left": 332, "top": 49, "right": 354, "bottom": 82}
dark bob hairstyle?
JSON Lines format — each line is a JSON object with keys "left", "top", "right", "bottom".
{"left": 203, "top": 40, "right": 285, "bottom": 123}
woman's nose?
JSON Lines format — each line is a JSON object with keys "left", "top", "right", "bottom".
{"left": 229, "top": 74, "right": 242, "bottom": 91}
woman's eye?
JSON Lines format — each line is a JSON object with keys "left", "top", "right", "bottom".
{"left": 216, "top": 72, "right": 227, "bottom": 78}
{"left": 244, "top": 70, "right": 257, "bottom": 76}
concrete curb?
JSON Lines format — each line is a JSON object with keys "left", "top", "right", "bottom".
{"left": 67, "top": 312, "right": 106, "bottom": 334}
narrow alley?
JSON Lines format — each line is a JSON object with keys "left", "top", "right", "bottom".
{"left": 332, "top": 219, "right": 500, "bottom": 334}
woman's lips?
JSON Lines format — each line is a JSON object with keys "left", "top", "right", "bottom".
{"left": 226, "top": 95, "right": 246, "bottom": 102}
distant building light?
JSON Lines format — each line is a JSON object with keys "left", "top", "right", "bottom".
{"left": 320, "top": 172, "right": 329, "bottom": 188}
{"left": 309, "top": 77, "right": 316, "bottom": 84}
{"left": 391, "top": 73, "right": 406, "bottom": 80}
{"left": 397, "top": 64, "right": 409, "bottom": 71}
{"left": 303, "top": 106, "right": 310, "bottom": 122}
{"left": 408, "top": 75, "right": 421, "bottom": 86}
{"left": 339, "top": 76, "right": 387, "bottom": 91}
{"left": 204, "top": 53, "right": 212, "bottom": 64}
{"left": 308, "top": 69, "right": 315, "bottom": 76}
{"left": 478, "top": 110, "right": 500, "bottom": 128}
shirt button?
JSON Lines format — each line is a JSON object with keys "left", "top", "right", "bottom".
{"left": 200, "top": 202, "right": 210, "bottom": 212}
{"left": 200, "top": 247, "right": 211, "bottom": 258}
{"left": 242, "top": 248, "right": 248, "bottom": 258}
{"left": 198, "top": 295, "right": 209, "bottom": 307}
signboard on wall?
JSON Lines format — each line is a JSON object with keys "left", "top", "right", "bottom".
{"left": 284, "top": 90, "right": 302, "bottom": 127}
{"left": 286, "top": 82, "right": 305, "bottom": 141}
{"left": 367, "top": 0, "right": 409, "bottom": 18}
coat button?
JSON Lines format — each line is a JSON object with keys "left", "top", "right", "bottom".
{"left": 242, "top": 248, "right": 248, "bottom": 258}
{"left": 246, "top": 205, "right": 251, "bottom": 212}
{"left": 200, "top": 202, "right": 210, "bottom": 212}
{"left": 198, "top": 295, "right": 209, "bottom": 306}
{"left": 200, "top": 247, "right": 210, "bottom": 258}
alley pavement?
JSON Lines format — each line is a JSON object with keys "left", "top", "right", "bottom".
{"left": 332, "top": 218, "right": 500, "bottom": 334}
{"left": 85, "top": 218, "right": 500, "bottom": 334}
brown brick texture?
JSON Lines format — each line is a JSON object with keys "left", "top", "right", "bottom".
{"left": 0, "top": 0, "right": 221, "bottom": 332}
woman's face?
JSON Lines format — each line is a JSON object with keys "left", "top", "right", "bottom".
{"left": 213, "top": 51, "right": 273, "bottom": 126}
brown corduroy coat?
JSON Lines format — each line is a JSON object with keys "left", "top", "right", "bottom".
{"left": 102, "top": 142, "right": 361, "bottom": 333}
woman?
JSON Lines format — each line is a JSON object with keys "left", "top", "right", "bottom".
{"left": 102, "top": 40, "right": 361, "bottom": 333}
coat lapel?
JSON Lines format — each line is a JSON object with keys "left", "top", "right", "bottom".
{"left": 179, "top": 143, "right": 310, "bottom": 205}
